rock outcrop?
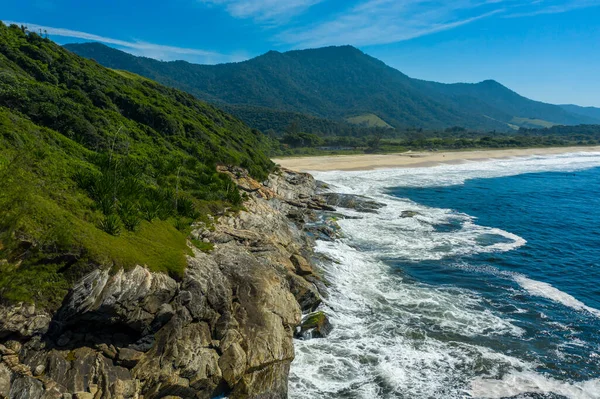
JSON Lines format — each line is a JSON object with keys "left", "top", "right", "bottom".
{"left": 321, "top": 193, "right": 386, "bottom": 213}
{"left": 0, "top": 167, "right": 331, "bottom": 399}
{"left": 295, "top": 311, "right": 333, "bottom": 340}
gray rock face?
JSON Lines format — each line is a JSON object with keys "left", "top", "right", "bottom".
{"left": 0, "top": 167, "right": 330, "bottom": 399}
{"left": 0, "top": 303, "right": 52, "bottom": 340}
{"left": 321, "top": 193, "right": 386, "bottom": 213}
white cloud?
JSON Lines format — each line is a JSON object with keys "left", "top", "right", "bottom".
{"left": 277, "top": 0, "right": 600, "bottom": 48}
{"left": 200, "top": 0, "right": 323, "bottom": 22}
{"left": 2, "top": 20, "right": 236, "bottom": 64}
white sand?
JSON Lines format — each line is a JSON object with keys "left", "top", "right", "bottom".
{"left": 272, "top": 146, "right": 600, "bottom": 172}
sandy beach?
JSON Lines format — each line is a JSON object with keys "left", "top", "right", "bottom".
{"left": 272, "top": 146, "right": 600, "bottom": 172}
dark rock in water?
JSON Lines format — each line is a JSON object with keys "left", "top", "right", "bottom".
{"left": 322, "top": 193, "right": 386, "bottom": 213}
{"left": 501, "top": 393, "right": 569, "bottom": 399}
{"left": 295, "top": 311, "right": 332, "bottom": 339}
{"left": 315, "top": 181, "right": 331, "bottom": 193}
{"left": 305, "top": 216, "right": 343, "bottom": 241}
{"left": 400, "top": 210, "right": 421, "bottom": 218}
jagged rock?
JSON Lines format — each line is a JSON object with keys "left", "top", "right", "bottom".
{"left": 117, "top": 348, "right": 144, "bottom": 368}
{"left": 33, "top": 364, "right": 45, "bottom": 376}
{"left": 96, "top": 344, "right": 117, "bottom": 359}
{"left": 9, "top": 376, "right": 44, "bottom": 399}
{"left": 55, "top": 266, "right": 179, "bottom": 335}
{"left": 0, "top": 363, "right": 11, "bottom": 397}
{"left": 305, "top": 216, "right": 343, "bottom": 242}
{"left": 290, "top": 254, "right": 314, "bottom": 276}
{"left": 287, "top": 274, "right": 321, "bottom": 313}
{"left": 267, "top": 168, "right": 316, "bottom": 201}
{"left": 219, "top": 342, "right": 247, "bottom": 387}
{"left": 322, "top": 193, "right": 386, "bottom": 213}
{"left": 0, "top": 302, "right": 52, "bottom": 339}
{"left": 295, "top": 311, "right": 333, "bottom": 339}
{"left": 0, "top": 167, "right": 335, "bottom": 399}
{"left": 4, "top": 341, "right": 22, "bottom": 354}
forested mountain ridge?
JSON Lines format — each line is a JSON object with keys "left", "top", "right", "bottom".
{"left": 417, "top": 79, "right": 599, "bottom": 127}
{"left": 65, "top": 42, "right": 598, "bottom": 132}
{"left": 0, "top": 22, "right": 274, "bottom": 308}
{"left": 560, "top": 104, "right": 600, "bottom": 122}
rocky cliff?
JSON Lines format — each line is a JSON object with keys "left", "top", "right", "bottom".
{"left": 0, "top": 168, "right": 332, "bottom": 399}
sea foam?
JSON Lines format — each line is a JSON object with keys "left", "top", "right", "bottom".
{"left": 290, "top": 152, "right": 600, "bottom": 398}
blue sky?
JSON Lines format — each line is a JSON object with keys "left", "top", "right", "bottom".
{"left": 3, "top": 0, "right": 600, "bottom": 106}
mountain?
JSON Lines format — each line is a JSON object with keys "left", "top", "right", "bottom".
{"left": 64, "top": 42, "right": 596, "bottom": 132}
{"left": 559, "top": 104, "right": 600, "bottom": 123}
{"left": 0, "top": 22, "right": 273, "bottom": 309}
{"left": 417, "top": 79, "right": 595, "bottom": 128}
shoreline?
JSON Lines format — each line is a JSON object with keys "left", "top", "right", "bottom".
{"left": 272, "top": 146, "right": 600, "bottom": 172}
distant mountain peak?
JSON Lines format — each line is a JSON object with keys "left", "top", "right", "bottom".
{"left": 479, "top": 79, "right": 501, "bottom": 86}
{"left": 65, "top": 41, "right": 597, "bottom": 130}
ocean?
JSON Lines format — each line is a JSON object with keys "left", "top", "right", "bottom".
{"left": 289, "top": 152, "right": 600, "bottom": 399}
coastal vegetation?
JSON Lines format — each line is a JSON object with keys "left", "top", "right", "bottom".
{"left": 0, "top": 22, "right": 274, "bottom": 309}
{"left": 271, "top": 124, "right": 600, "bottom": 156}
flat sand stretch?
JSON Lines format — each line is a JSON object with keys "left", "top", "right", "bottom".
{"left": 272, "top": 146, "right": 600, "bottom": 172}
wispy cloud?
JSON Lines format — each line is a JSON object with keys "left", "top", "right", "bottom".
{"left": 277, "top": 0, "right": 507, "bottom": 48}
{"left": 506, "top": 0, "right": 600, "bottom": 17}
{"left": 199, "top": 0, "right": 323, "bottom": 23}
{"left": 277, "top": 0, "right": 600, "bottom": 48}
{"left": 3, "top": 20, "right": 238, "bottom": 64}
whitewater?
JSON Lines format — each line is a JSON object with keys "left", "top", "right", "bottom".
{"left": 289, "top": 152, "right": 600, "bottom": 399}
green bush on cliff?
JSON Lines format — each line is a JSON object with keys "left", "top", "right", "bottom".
{"left": 0, "top": 23, "right": 274, "bottom": 310}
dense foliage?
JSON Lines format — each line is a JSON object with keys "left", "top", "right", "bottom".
{"left": 274, "top": 125, "right": 600, "bottom": 156}
{"left": 0, "top": 23, "right": 274, "bottom": 309}
{"left": 66, "top": 43, "right": 599, "bottom": 133}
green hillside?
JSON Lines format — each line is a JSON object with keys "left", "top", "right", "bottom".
{"left": 65, "top": 43, "right": 596, "bottom": 132}
{"left": 346, "top": 113, "right": 393, "bottom": 128}
{"left": 0, "top": 23, "right": 274, "bottom": 309}
{"left": 511, "top": 117, "right": 556, "bottom": 129}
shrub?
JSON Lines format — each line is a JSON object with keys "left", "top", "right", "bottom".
{"left": 99, "top": 214, "right": 122, "bottom": 236}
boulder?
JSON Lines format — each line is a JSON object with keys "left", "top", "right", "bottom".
{"left": 295, "top": 311, "right": 333, "bottom": 339}
{"left": 290, "top": 254, "right": 314, "bottom": 276}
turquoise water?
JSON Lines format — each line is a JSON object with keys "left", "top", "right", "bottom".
{"left": 290, "top": 153, "right": 600, "bottom": 399}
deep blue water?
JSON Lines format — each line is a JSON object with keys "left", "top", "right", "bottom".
{"left": 391, "top": 167, "right": 600, "bottom": 382}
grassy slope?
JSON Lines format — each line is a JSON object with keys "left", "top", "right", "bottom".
{"left": 0, "top": 23, "right": 274, "bottom": 309}
{"left": 346, "top": 114, "right": 393, "bottom": 129}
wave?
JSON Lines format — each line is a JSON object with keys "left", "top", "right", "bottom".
{"left": 514, "top": 276, "right": 600, "bottom": 318}
{"left": 449, "top": 261, "right": 600, "bottom": 319}
{"left": 290, "top": 153, "right": 600, "bottom": 398}
{"left": 469, "top": 372, "right": 600, "bottom": 399}
{"left": 313, "top": 152, "right": 600, "bottom": 193}
{"left": 289, "top": 240, "right": 528, "bottom": 398}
